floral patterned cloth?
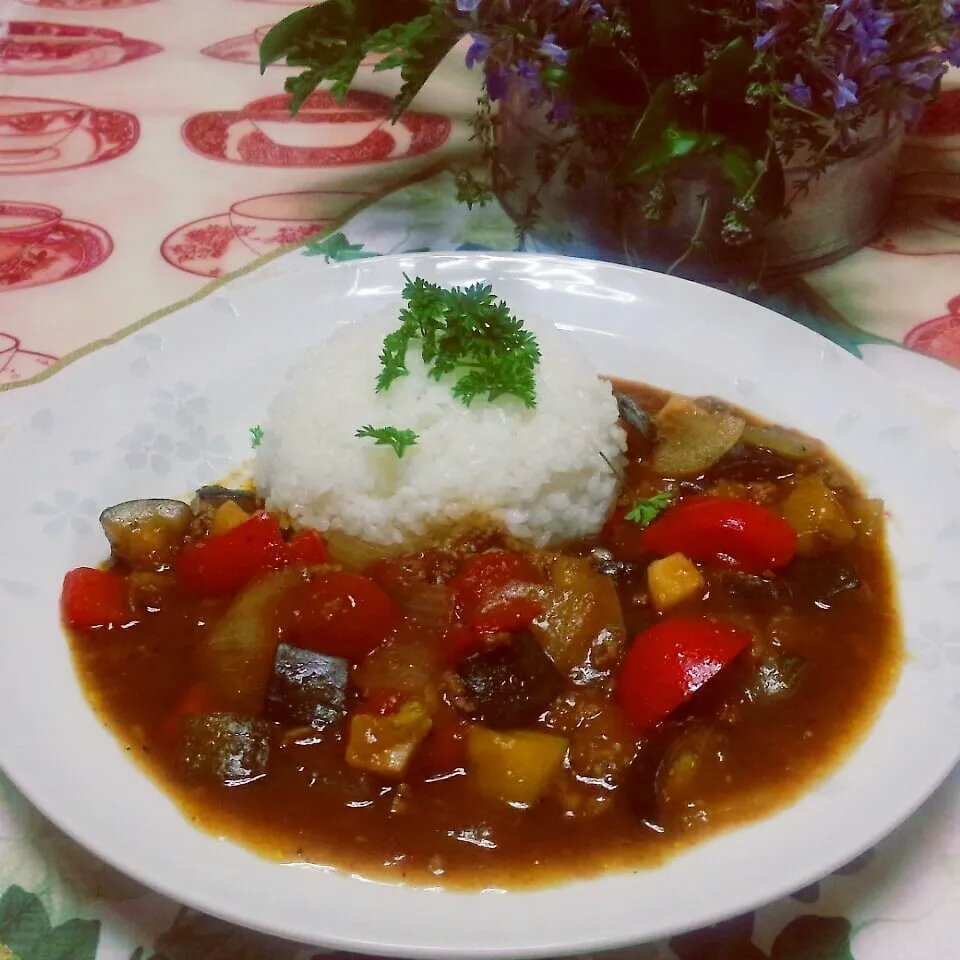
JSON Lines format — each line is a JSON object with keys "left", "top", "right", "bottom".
{"left": 1, "top": 2, "right": 960, "bottom": 959}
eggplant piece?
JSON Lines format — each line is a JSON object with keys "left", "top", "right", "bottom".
{"left": 181, "top": 713, "right": 270, "bottom": 785}
{"left": 99, "top": 499, "right": 192, "bottom": 569}
{"left": 455, "top": 633, "right": 564, "bottom": 729}
{"left": 193, "top": 485, "right": 260, "bottom": 514}
{"left": 709, "top": 443, "right": 797, "bottom": 482}
{"left": 787, "top": 556, "right": 861, "bottom": 608}
{"left": 748, "top": 654, "right": 807, "bottom": 702}
{"left": 588, "top": 546, "right": 628, "bottom": 578}
{"left": 265, "top": 643, "right": 349, "bottom": 730}
{"left": 615, "top": 392, "right": 655, "bottom": 440}
{"left": 715, "top": 571, "right": 792, "bottom": 607}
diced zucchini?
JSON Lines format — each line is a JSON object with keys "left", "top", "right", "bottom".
{"left": 466, "top": 727, "right": 569, "bottom": 806}
{"left": 265, "top": 643, "right": 349, "bottom": 730}
{"left": 455, "top": 633, "right": 563, "bottom": 728}
{"left": 780, "top": 475, "right": 855, "bottom": 557}
{"left": 345, "top": 700, "right": 433, "bottom": 778}
{"left": 647, "top": 553, "right": 705, "bottom": 611}
{"left": 181, "top": 713, "right": 270, "bottom": 785}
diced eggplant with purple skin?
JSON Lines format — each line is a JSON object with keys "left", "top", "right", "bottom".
{"left": 99, "top": 499, "right": 193, "bottom": 569}
{"left": 786, "top": 556, "right": 862, "bottom": 608}
{"left": 192, "top": 485, "right": 260, "bottom": 516}
{"left": 709, "top": 442, "right": 797, "bottom": 482}
{"left": 265, "top": 643, "right": 349, "bottom": 730}
{"left": 615, "top": 392, "right": 655, "bottom": 451}
{"left": 455, "top": 632, "right": 564, "bottom": 729}
{"left": 181, "top": 713, "right": 270, "bottom": 785}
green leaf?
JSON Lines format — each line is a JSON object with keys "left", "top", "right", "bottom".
{"left": 31, "top": 920, "right": 100, "bottom": 960}
{"left": 720, "top": 145, "right": 757, "bottom": 197}
{"left": 355, "top": 425, "right": 419, "bottom": 458}
{"left": 258, "top": 3, "right": 347, "bottom": 71}
{"left": 0, "top": 887, "right": 51, "bottom": 960}
{"left": 388, "top": 21, "right": 462, "bottom": 121}
{"left": 770, "top": 916, "right": 853, "bottom": 960}
{"left": 0, "top": 888, "right": 100, "bottom": 960}
{"left": 625, "top": 490, "right": 675, "bottom": 527}
{"left": 698, "top": 38, "right": 754, "bottom": 104}
{"left": 249, "top": 425, "right": 264, "bottom": 449}
{"left": 302, "top": 232, "right": 380, "bottom": 262}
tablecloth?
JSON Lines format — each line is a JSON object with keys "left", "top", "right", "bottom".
{"left": 1, "top": 3, "right": 960, "bottom": 959}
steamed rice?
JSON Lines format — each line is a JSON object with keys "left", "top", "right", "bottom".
{"left": 254, "top": 307, "right": 626, "bottom": 550}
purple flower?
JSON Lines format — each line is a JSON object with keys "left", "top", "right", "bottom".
{"left": 783, "top": 74, "right": 812, "bottom": 107}
{"left": 757, "top": 0, "right": 784, "bottom": 9}
{"left": 539, "top": 33, "right": 568, "bottom": 65}
{"left": 944, "top": 0, "right": 960, "bottom": 24}
{"left": 465, "top": 33, "right": 490, "bottom": 69}
{"left": 456, "top": 0, "right": 481, "bottom": 11}
{"left": 754, "top": 26, "right": 782, "bottom": 50}
{"left": 517, "top": 59, "right": 540, "bottom": 81}
{"left": 484, "top": 60, "right": 510, "bottom": 101}
{"left": 896, "top": 58, "right": 946, "bottom": 92}
{"left": 587, "top": 1, "right": 607, "bottom": 19}
{"left": 948, "top": 38, "right": 960, "bottom": 68}
{"left": 831, "top": 74, "right": 859, "bottom": 109}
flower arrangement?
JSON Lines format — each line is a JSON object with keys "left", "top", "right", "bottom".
{"left": 260, "top": 0, "right": 960, "bottom": 264}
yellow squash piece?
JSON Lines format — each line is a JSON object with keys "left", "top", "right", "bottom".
{"left": 466, "top": 727, "right": 569, "bottom": 806}
{"left": 346, "top": 701, "right": 433, "bottom": 779}
{"left": 780, "top": 474, "right": 855, "bottom": 557}
{"left": 647, "top": 552, "right": 705, "bottom": 611}
{"left": 211, "top": 499, "right": 251, "bottom": 536}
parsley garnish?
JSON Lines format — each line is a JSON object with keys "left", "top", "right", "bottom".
{"left": 625, "top": 490, "right": 675, "bottom": 527}
{"left": 356, "top": 425, "right": 419, "bottom": 458}
{"left": 377, "top": 276, "right": 541, "bottom": 409}
{"left": 250, "top": 425, "right": 264, "bottom": 448}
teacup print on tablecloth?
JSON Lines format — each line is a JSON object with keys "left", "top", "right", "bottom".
{"left": 181, "top": 91, "right": 450, "bottom": 167}
{"left": 0, "top": 22, "right": 162, "bottom": 75}
{"left": 0, "top": 200, "right": 112, "bottom": 291}
{"left": 160, "top": 189, "right": 372, "bottom": 277}
{"left": 0, "top": 96, "right": 139, "bottom": 175}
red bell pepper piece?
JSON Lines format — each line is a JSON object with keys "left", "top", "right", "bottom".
{"left": 618, "top": 618, "right": 751, "bottom": 732}
{"left": 641, "top": 496, "right": 797, "bottom": 574}
{"left": 280, "top": 571, "right": 400, "bottom": 660}
{"left": 453, "top": 551, "right": 542, "bottom": 635}
{"left": 61, "top": 567, "right": 132, "bottom": 631}
{"left": 160, "top": 682, "right": 215, "bottom": 743}
{"left": 176, "top": 512, "right": 287, "bottom": 597}
{"left": 284, "top": 529, "right": 329, "bottom": 566}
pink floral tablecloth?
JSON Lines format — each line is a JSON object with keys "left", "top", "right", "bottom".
{"left": 2, "top": 3, "right": 960, "bottom": 960}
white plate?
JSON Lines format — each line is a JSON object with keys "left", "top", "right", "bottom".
{"left": 1, "top": 252, "right": 959, "bottom": 959}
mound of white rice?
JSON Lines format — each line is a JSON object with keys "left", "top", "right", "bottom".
{"left": 253, "top": 306, "right": 626, "bottom": 549}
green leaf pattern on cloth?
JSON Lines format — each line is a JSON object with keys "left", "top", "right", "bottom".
{"left": 0, "top": 887, "right": 98, "bottom": 960}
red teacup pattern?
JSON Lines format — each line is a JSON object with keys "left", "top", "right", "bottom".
{"left": 182, "top": 91, "right": 451, "bottom": 167}
{"left": 0, "top": 96, "right": 139, "bottom": 175}
{"left": 18, "top": 0, "right": 159, "bottom": 7}
{"left": 0, "top": 21, "right": 162, "bottom": 75}
{"left": 905, "top": 296, "right": 960, "bottom": 365}
{"left": 0, "top": 200, "right": 113, "bottom": 291}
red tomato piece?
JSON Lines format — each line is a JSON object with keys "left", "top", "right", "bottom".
{"left": 61, "top": 567, "right": 132, "bottom": 631}
{"left": 601, "top": 504, "right": 650, "bottom": 563}
{"left": 177, "top": 512, "right": 287, "bottom": 597}
{"left": 416, "top": 708, "right": 468, "bottom": 778}
{"left": 354, "top": 691, "right": 404, "bottom": 716}
{"left": 441, "top": 622, "right": 484, "bottom": 665}
{"left": 453, "top": 551, "right": 542, "bottom": 635}
{"left": 280, "top": 572, "right": 400, "bottom": 660}
{"left": 284, "top": 529, "right": 329, "bottom": 567}
{"left": 641, "top": 496, "right": 797, "bottom": 574}
{"left": 617, "top": 618, "right": 752, "bottom": 732}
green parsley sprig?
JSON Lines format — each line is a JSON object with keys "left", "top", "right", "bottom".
{"left": 625, "top": 490, "right": 675, "bottom": 527}
{"left": 356, "top": 425, "right": 419, "bottom": 458}
{"left": 249, "top": 425, "right": 264, "bottom": 449}
{"left": 377, "top": 275, "right": 541, "bottom": 409}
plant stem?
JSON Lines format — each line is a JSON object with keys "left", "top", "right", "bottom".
{"left": 666, "top": 195, "right": 711, "bottom": 275}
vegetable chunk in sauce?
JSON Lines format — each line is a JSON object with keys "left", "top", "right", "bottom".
{"left": 62, "top": 379, "right": 901, "bottom": 889}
